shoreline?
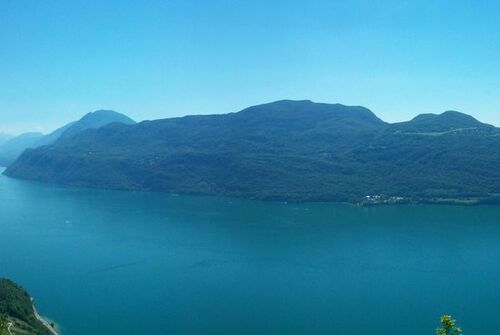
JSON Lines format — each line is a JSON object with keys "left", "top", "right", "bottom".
{"left": 2, "top": 171, "right": 499, "bottom": 208}
{"left": 31, "top": 299, "right": 60, "bottom": 335}
{"left": 2, "top": 166, "right": 500, "bottom": 207}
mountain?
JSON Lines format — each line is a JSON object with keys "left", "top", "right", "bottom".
{"left": 5, "top": 100, "right": 500, "bottom": 204}
{"left": 0, "top": 133, "right": 44, "bottom": 167}
{"left": 37, "top": 121, "right": 77, "bottom": 146}
{"left": 0, "top": 110, "right": 135, "bottom": 167}
{"left": 58, "top": 110, "right": 135, "bottom": 140}
{"left": 0, "top": 279, "right": 52, "bottom": 335}
{"left": 0, "top": 133, "right": 13, "bottom": 146}
{"left": 392, "top": 111, "right": 494, "bottom": 133}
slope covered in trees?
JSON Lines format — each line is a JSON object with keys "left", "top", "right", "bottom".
{"left": 0, "top": 279, "right": 51, "bottom": 335}
{"left": 5, "top": 100, "right": 500, "bottom": 204}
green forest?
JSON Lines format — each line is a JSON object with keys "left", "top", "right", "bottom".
{"left": 5, "top": 100, "right": 500, "bottom": 205}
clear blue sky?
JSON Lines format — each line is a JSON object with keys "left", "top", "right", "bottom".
{"left": 0, "top": 0, "right": 499, "bottom": 134}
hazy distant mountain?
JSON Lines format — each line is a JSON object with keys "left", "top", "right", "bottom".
{"left": 5, "top": 100, "right": 500, "bottom": 204}
{"left": 0, "top": 133, "right": 13, "bottom": 146}
{"left": 59, "top": 110, "right": 135, "bottom": 140}
{"left": 0, "top": 132, "right": 44, "bottom": 167}
{"left": 0, "top": 110, "right": 135, "bottom": 167}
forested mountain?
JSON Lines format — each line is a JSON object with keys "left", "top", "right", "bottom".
{"left": 390, "top": 110, "right": 495, "bottom": 133}
{"left": 5, "top": 100, "right": 500, "bottom": 204}
{"left": 0, "top": 110, "right": 135, "bottom": 166}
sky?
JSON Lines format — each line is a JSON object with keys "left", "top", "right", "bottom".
{"left": 0, "top": 0, "right": 499, "bottom": 134}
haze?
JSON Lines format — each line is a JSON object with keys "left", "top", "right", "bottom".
{"left": 0, "top": 0, "right": 499, "bottom": 134}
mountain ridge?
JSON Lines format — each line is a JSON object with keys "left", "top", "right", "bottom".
{"left": 0, "top": 110, "right": 135, "bottom": 166}
{"left": 5, "top": 100, "right": 500, "bottom": 204}
{"left": 392, "top": 110, "right": 494, "bottom": 133}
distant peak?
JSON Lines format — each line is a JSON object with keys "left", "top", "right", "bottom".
{"left": 92, "top": 109, "right": 120, "bottom": 114}
{"left": 241, "top": 99, "right": 373, "bottom": 114}
{"left": 270, "top": 99, "right": 314, "bottom": 105}
{"left": 236, "top": 99, "right": 385, "bottom": 128}
{"left": 242, "top": 99, "right": 315, "bottom": 111}
{"left": 441, "top": 110, "right": 477, "bottom": 119}
{"left": 82, "top": 109, "right": 122, "bottom": 118}
{"left": 396, "top": 110, "right": 493, "bottom": 132}
{"left": 78, "top": 110, "right": 136, "bottom": 124}
{"left": 412, "top": 110, "right": 484, "bottom": 125}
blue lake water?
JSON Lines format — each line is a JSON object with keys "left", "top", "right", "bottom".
{"left": 1, "top": 170, "right": 500, "bottom": 334}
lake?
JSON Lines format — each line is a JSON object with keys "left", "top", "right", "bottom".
{"left": 1, "top": 169, "right": 500, "bottom": 334}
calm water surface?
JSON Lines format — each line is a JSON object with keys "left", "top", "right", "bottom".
{"left": 1, "top": 170, "right": 500, "bottom": 334}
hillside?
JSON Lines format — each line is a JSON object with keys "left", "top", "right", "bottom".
{"left": 0, "top": 279, "right": 52, "bottom": 335}
{"left": 391, "top": 111, "right": 495, "bottom": 134}
{"left": 4, "top": 100, "right": 500, "bottom": 204}
{"left": 0, "top": 133, "right": 44, "bottom": 167}
{"left": 0, "top": 110, "right": 135, "bottom": 167}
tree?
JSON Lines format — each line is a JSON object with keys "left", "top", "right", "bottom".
{"left": 436, "top": 315, "right": 463, "bottom": 335}
{"left": 0, "top": 314, "right": 8, "bottom": 335}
